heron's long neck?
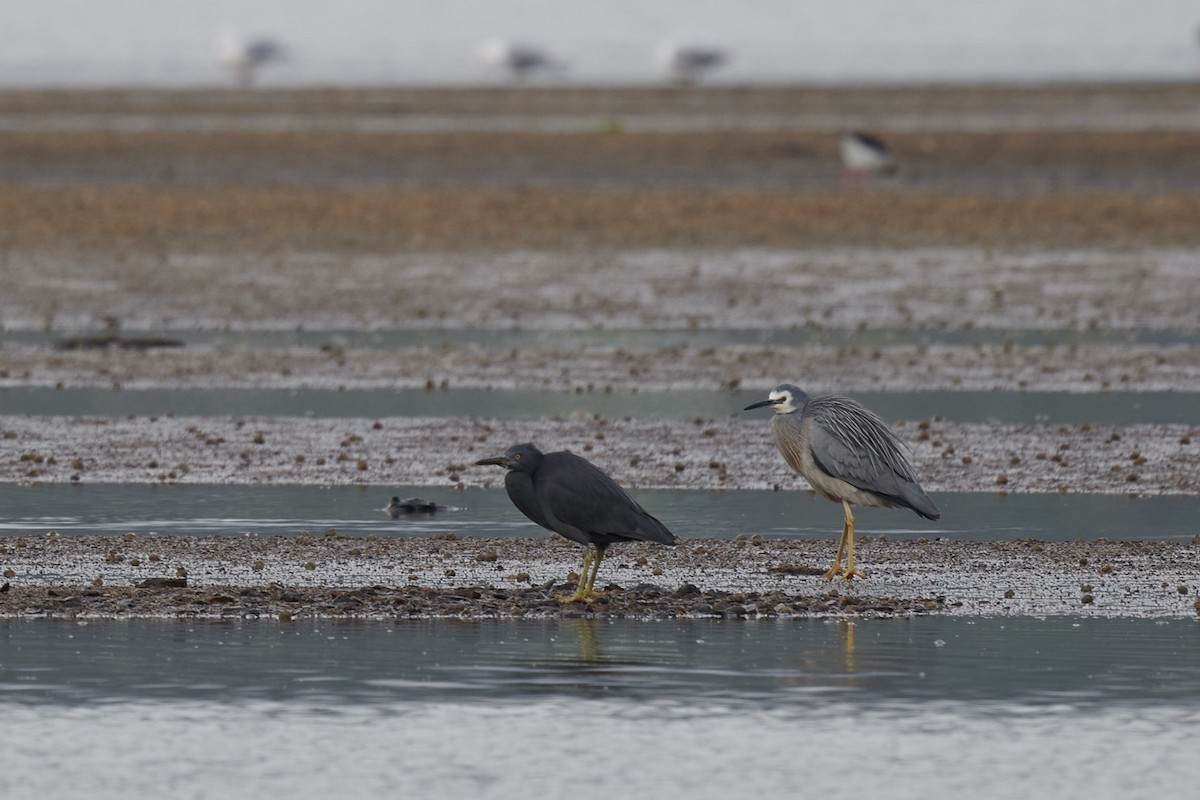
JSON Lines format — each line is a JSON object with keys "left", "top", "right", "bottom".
{"left": 504, "top": 470, "right": 551, "bottom": 529}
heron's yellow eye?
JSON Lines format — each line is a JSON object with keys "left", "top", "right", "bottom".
{"left": 513, "top": 453, "right": 522, "bottom": 460}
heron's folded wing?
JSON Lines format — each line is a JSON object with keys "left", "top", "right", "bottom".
{"left": 538, "top": 453, "right": 676, "bottom": 543}
{"left": 807, "top": 402, "right": 914, "bottom": 492}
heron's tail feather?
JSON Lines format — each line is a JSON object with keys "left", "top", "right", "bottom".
{"left": 640, "top": 516, "right": 679, "bottom": 545}
{"left": 902, "top": 485, "right": 940, "bottom": 521}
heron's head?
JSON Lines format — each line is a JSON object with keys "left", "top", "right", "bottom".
{"left": 743, "top": 384, "right": 804, "bottom": 415}
{"left": 475, "top": 442, "right": 543, "bottom": 472}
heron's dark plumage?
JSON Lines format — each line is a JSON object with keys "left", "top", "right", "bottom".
{"left": 477, "top": 442, "right": 677, "bottom": 602}
{"left": 485, "top": 444, "right": 677, "bottom": 547}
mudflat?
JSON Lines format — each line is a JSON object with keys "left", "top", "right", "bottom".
{"left": 2, "top": 85, "right": 1198, "bottom": 618}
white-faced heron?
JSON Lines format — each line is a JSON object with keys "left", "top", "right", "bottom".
{"left": 745, "top": 384, "right": 939, "bottom": 579}
{"left": 476, "top": 443, "right": 678, "bottom": 603}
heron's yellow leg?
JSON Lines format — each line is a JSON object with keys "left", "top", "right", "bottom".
{"left": 577, "top": 549, "right": 592, "bottom": 586}
{"left": 821, "top": 515, "right": 850, "bottom": 579}
{"left": 556, "top": 547, "right": 608, "bottom": 603}
{"left": 555, "top": 548, "right": 594, "bottom": 603}
{"left": 839, "top": 501, "right": 866, "bottom": 580}
{"left": 583, "top": 548, "right": 606, "bottom": 598}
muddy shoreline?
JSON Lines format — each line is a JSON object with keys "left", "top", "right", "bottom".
{"left": 3, "top": 86, "right": 1199, "bottom": 621}
{"left": 3, "top": 534, "right": 1197, "bottom": 620}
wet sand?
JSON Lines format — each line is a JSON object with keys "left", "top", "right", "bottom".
{"left": 5, "top": 340, "right": 1200, "bottom": 393}
{"left": 3, "top": 247, "right": 1198, "bottom": 333}
{"left": 3, "top": 85, "right": 1199, "bottom": 618}
{"left": 5, "top": 187, "right": 1200, "bottom": 254}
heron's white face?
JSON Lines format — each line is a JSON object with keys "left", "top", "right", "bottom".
{"left": 768, "top": 389, "right": 796, "bottom": 414}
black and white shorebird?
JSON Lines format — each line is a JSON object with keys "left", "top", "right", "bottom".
{"left": 217, "top": 33, "right": 286, "bottom": 88}
{"left": 745, "top": 384, "right": 939, "bottom": 579}
{"left": 838, "top": 131, "right": 896, "bottom": 189}
{"left": 477, "top": 38, "right": 565, "bottom": 82}
{"left": 655, "top": 40, "right": 728, "bottom": 85}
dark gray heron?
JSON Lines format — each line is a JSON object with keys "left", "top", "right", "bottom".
{"left": 745, "top": 384, "right": 939, "bottom": 579}
{"left": 476, "top": 443, "right": 677, "bottom": 603}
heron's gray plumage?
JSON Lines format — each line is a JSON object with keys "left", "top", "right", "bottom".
{"left": 746, "top": 383, "right": 938, "bottom": 578}
{"left": 764, "top": 388, "right": 938, "bottom": 520}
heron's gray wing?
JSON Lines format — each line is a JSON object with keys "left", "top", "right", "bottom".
{"left": 806, "top": 396, "right": 940, "bottom": 519}
{"left": 806, "top": 396, "right": 918, "bottom": 492}
{"left": 536, "top": 452, "right": 676, "bottom": 545}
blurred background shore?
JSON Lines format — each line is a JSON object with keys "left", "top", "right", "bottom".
{"left": 4, "top": 84, "right": 1200, "bottom": 257}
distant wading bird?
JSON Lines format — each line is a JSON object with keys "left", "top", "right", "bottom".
{"left": 838, "top": 131, "right": 896, "bottom": 189}
{"left": 745, "top": 384, "right": 939, "bottom": 579}
{"left": 476, "top": 443, "right": 678, "bottom": 603}
{"left": 655, "top": 40, "right": 728, "bottom": 84}
{"left": 217, "top": 33, "right": 286, "bottom": 88}
{"left": 477, "top": 38, "right": 565, "bottom": 82}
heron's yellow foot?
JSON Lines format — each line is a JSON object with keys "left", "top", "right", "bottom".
{"left": 821, "top": 563, "right": 865, "bottom": 580}
{"left": 556, "top": 548, "right": 607, "bottom": 602}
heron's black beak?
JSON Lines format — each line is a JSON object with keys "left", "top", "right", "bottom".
{"left": 744, "top": 397, "right": 782, "bottom": 411}
{"left": 475, "top": 454, "right": 513, "bottom": 468}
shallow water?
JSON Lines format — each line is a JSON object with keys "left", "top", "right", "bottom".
{"left": 4, "top": 616, "right": 1199, "bottom": 706}
{"left": 7, "top": 325, "right": 1200, "bottom": 350}
{"left": 2, "top": 385, "right": 1195, "bottom": 425}
{"left": 1, "top": 617, "right": 1198, "bottom": 799}
{"left": 1, "top": 483, "right": 1197, "bottom": 543}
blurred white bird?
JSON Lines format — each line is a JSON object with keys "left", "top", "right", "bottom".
{"left": 838, "top": 131, "right": 896, "bottom": 188}
{"left": 217, "top": 33, "right": 286, "bottom": 88}
{"left": 477, "top": 38, "right": 565, "bottom": 82}
{"left": 656, "top": 40, "right": 728, "bottom": 85}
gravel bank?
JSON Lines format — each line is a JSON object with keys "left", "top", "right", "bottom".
{"left": 2, "top": 533, "right": 1197, "bottom": 619}
{"left": 3, "top": 415, "right": 1197, "bottom": 495}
